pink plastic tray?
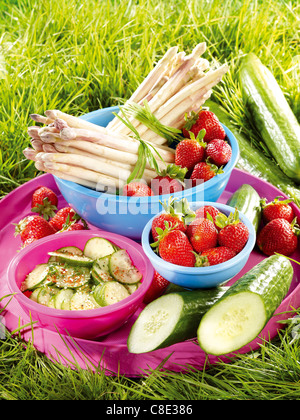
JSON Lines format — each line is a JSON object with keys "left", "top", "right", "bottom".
{"left": 0, "top": 169, "right": 299, "bottom": 377}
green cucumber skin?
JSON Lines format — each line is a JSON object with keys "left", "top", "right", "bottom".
{"left": 150, "top": 287, "right": 228, "bottom": 350}
{"left": 205, "top": 100, "right": 300, "bottom": 207}
{"left": 239, "top": 53, "right": 300, "bottom": 182}
{"left": 227, "top": 184, "right": 262, "bottom": 232}
{"left": 211, "top": 255, "right": 293, "bottom": 321}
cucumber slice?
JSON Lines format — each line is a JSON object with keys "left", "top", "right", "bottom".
{"left": 94, "top": 281, "right": 130, "bottom": 306}
{"left": 127, "top": 287, "right": 227, "bottom": 354}
{"left": 109, "top": 250, "right": 142, "bottom": 284}
{"left": 197, "top": 255, "right": 293, "bottom": 356}
{"left": 44, "top": 264, "right": 91, "bottom": 289}
{"left": 21, "top": 264, "right": 49, "bottom": 291}
{"left": 47, "top": 251, "right": 93, "bottom": 267}
{"left": 124, "top": 283, "right": 139, "bottom": 294}
{"left": 54, "top": 289, "right": 74, "bottom": 310}
{"left": 96, "top": 255, "right": 110, "bottom": 271}
{"left": 29, "top": 287, "right": 42, "bottom": 302}
{"left": 70, "top": 291, "right": 100, "bottom": 311}
{"left": 83, "top": 237, "right": 115, "bottom": 259}
{"left": 91, "top": 261, "right": 114, "bottom": 284}
{"left": 48, "top": 246, "right": 83, "bottom": 262}
{"left": 37, "top": 287, "right": 59, "bottom": 306}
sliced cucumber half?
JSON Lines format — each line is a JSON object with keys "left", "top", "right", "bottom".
{"left": 70, "top": 291, "right": 100, "bottom": 311}
{"left": 197, "top": 291, "right": 266, "bottom": 355}
{"left": 47, "top": 251, "right": 93, "bottom": 267}
{"left": 109, "top": 249, "right": 142, "bottom": 284}
{"left": 83, "top": 237, "right": 115, "bottom": 259}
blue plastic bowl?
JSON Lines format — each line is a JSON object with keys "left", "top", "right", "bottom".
{"left": 141, "top": 201, "right": 256, "bottom": 289}
{"left": 54, "top": 106, "right": 239, "bottom": 240}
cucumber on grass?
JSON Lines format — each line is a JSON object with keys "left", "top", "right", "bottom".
{"left": 197, "top": 255, "right": 293, "bottom": 356}
{"left": 127, "top": 287, "right": 228, "bottom": 354}
{"left": 205, "top": 100, "right": 300, "bottom": 207}
{"left": 239, "top": 53, "right": 300, "bottom": 182}
{"left": 227, "top": 184, "right": 262, "bottom": 232}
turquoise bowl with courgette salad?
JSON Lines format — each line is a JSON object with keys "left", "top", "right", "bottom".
{"left": 7, "top": 230, "right": 154, "bottom": 340}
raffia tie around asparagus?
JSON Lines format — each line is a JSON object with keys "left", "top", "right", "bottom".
{"left": 24, "top": 42, "right": 228, "bottom": 192}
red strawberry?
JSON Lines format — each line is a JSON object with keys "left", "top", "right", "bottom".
{"left": 182, "top": 109, "right": 226, "bottom": 143}
{"left": 261, "top": 197, "right": 295, "bottom": 224}
{"left": 155, "top": 229, "right": 196, "bottom": 267}
{"left": 49, "top": 207, "right": 77, "bottom": 231}
{"left": 190, "top": 160, "right": 224, "bottom": 186}
{"left": 151, "top": 197, "right": 195, "bottom": 242}
{"left": 257, "top": 218, "right": 299, "bottom": 256}
{"left": 123, "top": 182, "right": 154, "bottom": 197}
{"left": 143, "top": 271, "right": 170, "bottom": 304}
{"left": 63, "top": 222, "right": 86, "bottom": 232}
{"left": 195, "top": 205, "right": 220, "bottom": 221}
{"left": 218, "top": 222, "right": 249, "bottom": 254}
{"left": 17, "top": 215, "right": 56, "bottom": 245}
{"left": 205, "top": 139, "right": 232, "bottom": 167}
{"left": 186, "top": 217, "right": 218, "bottom": 253}
{"left": 196, "top": 246, "right": 236, "bottom": 266}
{"left": 31, "top": 186, "right": 58, "bottom": 220}
{"left": 175, "top": 130, "right": 206, "bottom": 171}
{"left": 151, "top": 164, "right": 186, "bottom": 196}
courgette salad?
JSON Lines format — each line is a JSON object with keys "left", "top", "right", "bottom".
{"left": 21, "top": 237, "right": 143, "bottom": 310}
{"left": 128, "top": 255, "right": 293, "bottom": 356}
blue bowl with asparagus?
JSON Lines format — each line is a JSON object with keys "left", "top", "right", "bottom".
{"left": 23, "top": 42, "right": 239, "bottom": 240}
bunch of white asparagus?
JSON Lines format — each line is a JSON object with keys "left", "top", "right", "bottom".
{"left": 23, "top": 42, "right": 228, "bottom": 192}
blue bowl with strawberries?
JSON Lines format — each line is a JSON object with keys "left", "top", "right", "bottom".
{"left": 141, "top": 200, "right": 256, "bottom": 289}
{"left": 54, "top": 106, "right": 239, "bottom": 240}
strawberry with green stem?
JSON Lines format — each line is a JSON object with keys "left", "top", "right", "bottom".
{"left": 257, "top": 217, "right": 299, "bottom": 256}
{"left": 151, "top": 224, "right": 196, "bottom": 267}
{"left": 205, "top": 138, "right": 232, "bottom": 167}
{"left": 175, "top": 129, "right": 207, "bottom": 171}
{"left": 195, "top": 246, "right": 236, "bottom": 267}
{"left": 151, "top": 164, "right": 187, "bottom": 196}
{"left": 186, "top": 217, "right": 218, "bottom": 253}
{"left": 151, "top": 197, "right": 196, "bottom": 242}
{"left": 182, "top": 109, "right": 226, "bottom": 143}
{"left": 216, "top": 209, "right": 249, "bottom": 254}
{"left": 31, "top": 186, "right": 58, "bottom": 220}
{"left": 190, "top": 158, "right": 224, "bottom": 186}
{"left": 261, "top": 196, "right": 295, "bottom": 224}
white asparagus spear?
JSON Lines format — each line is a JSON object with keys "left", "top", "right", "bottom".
{"left": 30, "top": 139, "right": 44, "bottom": 152}
{"left": 41, "top": 160, "right": 125, "bottom": 189}
{"left": 30, "top": 114, "right": 54, "bottom": 125}
{"left": 37, "top": 151, "right": 137, "bottom": 183}
{"left": 107, "top": 46, "right": 179, "bottom": 130}
{"left": 34, "top": 161, "right": 101, "bottom": 191}
{"left": 23, "top": 147, "right": 38, "bottom": 161}
{"left": 53, "top": 142, "right": 157, "bottom": 181}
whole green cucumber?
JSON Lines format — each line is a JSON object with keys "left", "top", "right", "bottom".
{"left": 239, "top": 53, "right": 300, "bottom": 182}
{"left": 197, "top": 255, "right": 293, "bottom": 356}
{"left": 205, "top": 100, "right": 300, "bottom": 207}
{"left": 227, "top": 184, "right": 262, "bottom": 232}
{"left": 127, "top": 286, "right": 228, "bottom": 353}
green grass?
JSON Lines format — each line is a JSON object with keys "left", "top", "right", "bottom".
{"left": 0, "top": 0, "right": 299, "bottom": 400}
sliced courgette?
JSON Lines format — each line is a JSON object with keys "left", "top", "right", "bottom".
{"left": 109, "top": 249, "right": 142, "bottom": 284}
{"left": 197, "top": 255, "right": 293, "bottom": 356}
{"left": 54, "top": 289, "right": 74, "bottom": 310}
{"left": 91, "top": 261, "right": 114, "bottom": 284}
{"left": 83, "top": 237, "right": 116, "bottom": 259}
{"left": 44, "top": 264, "right": 91, "bottom": 289}
{"left": 37, "top": 286, "right": 59, "bottom": 306}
